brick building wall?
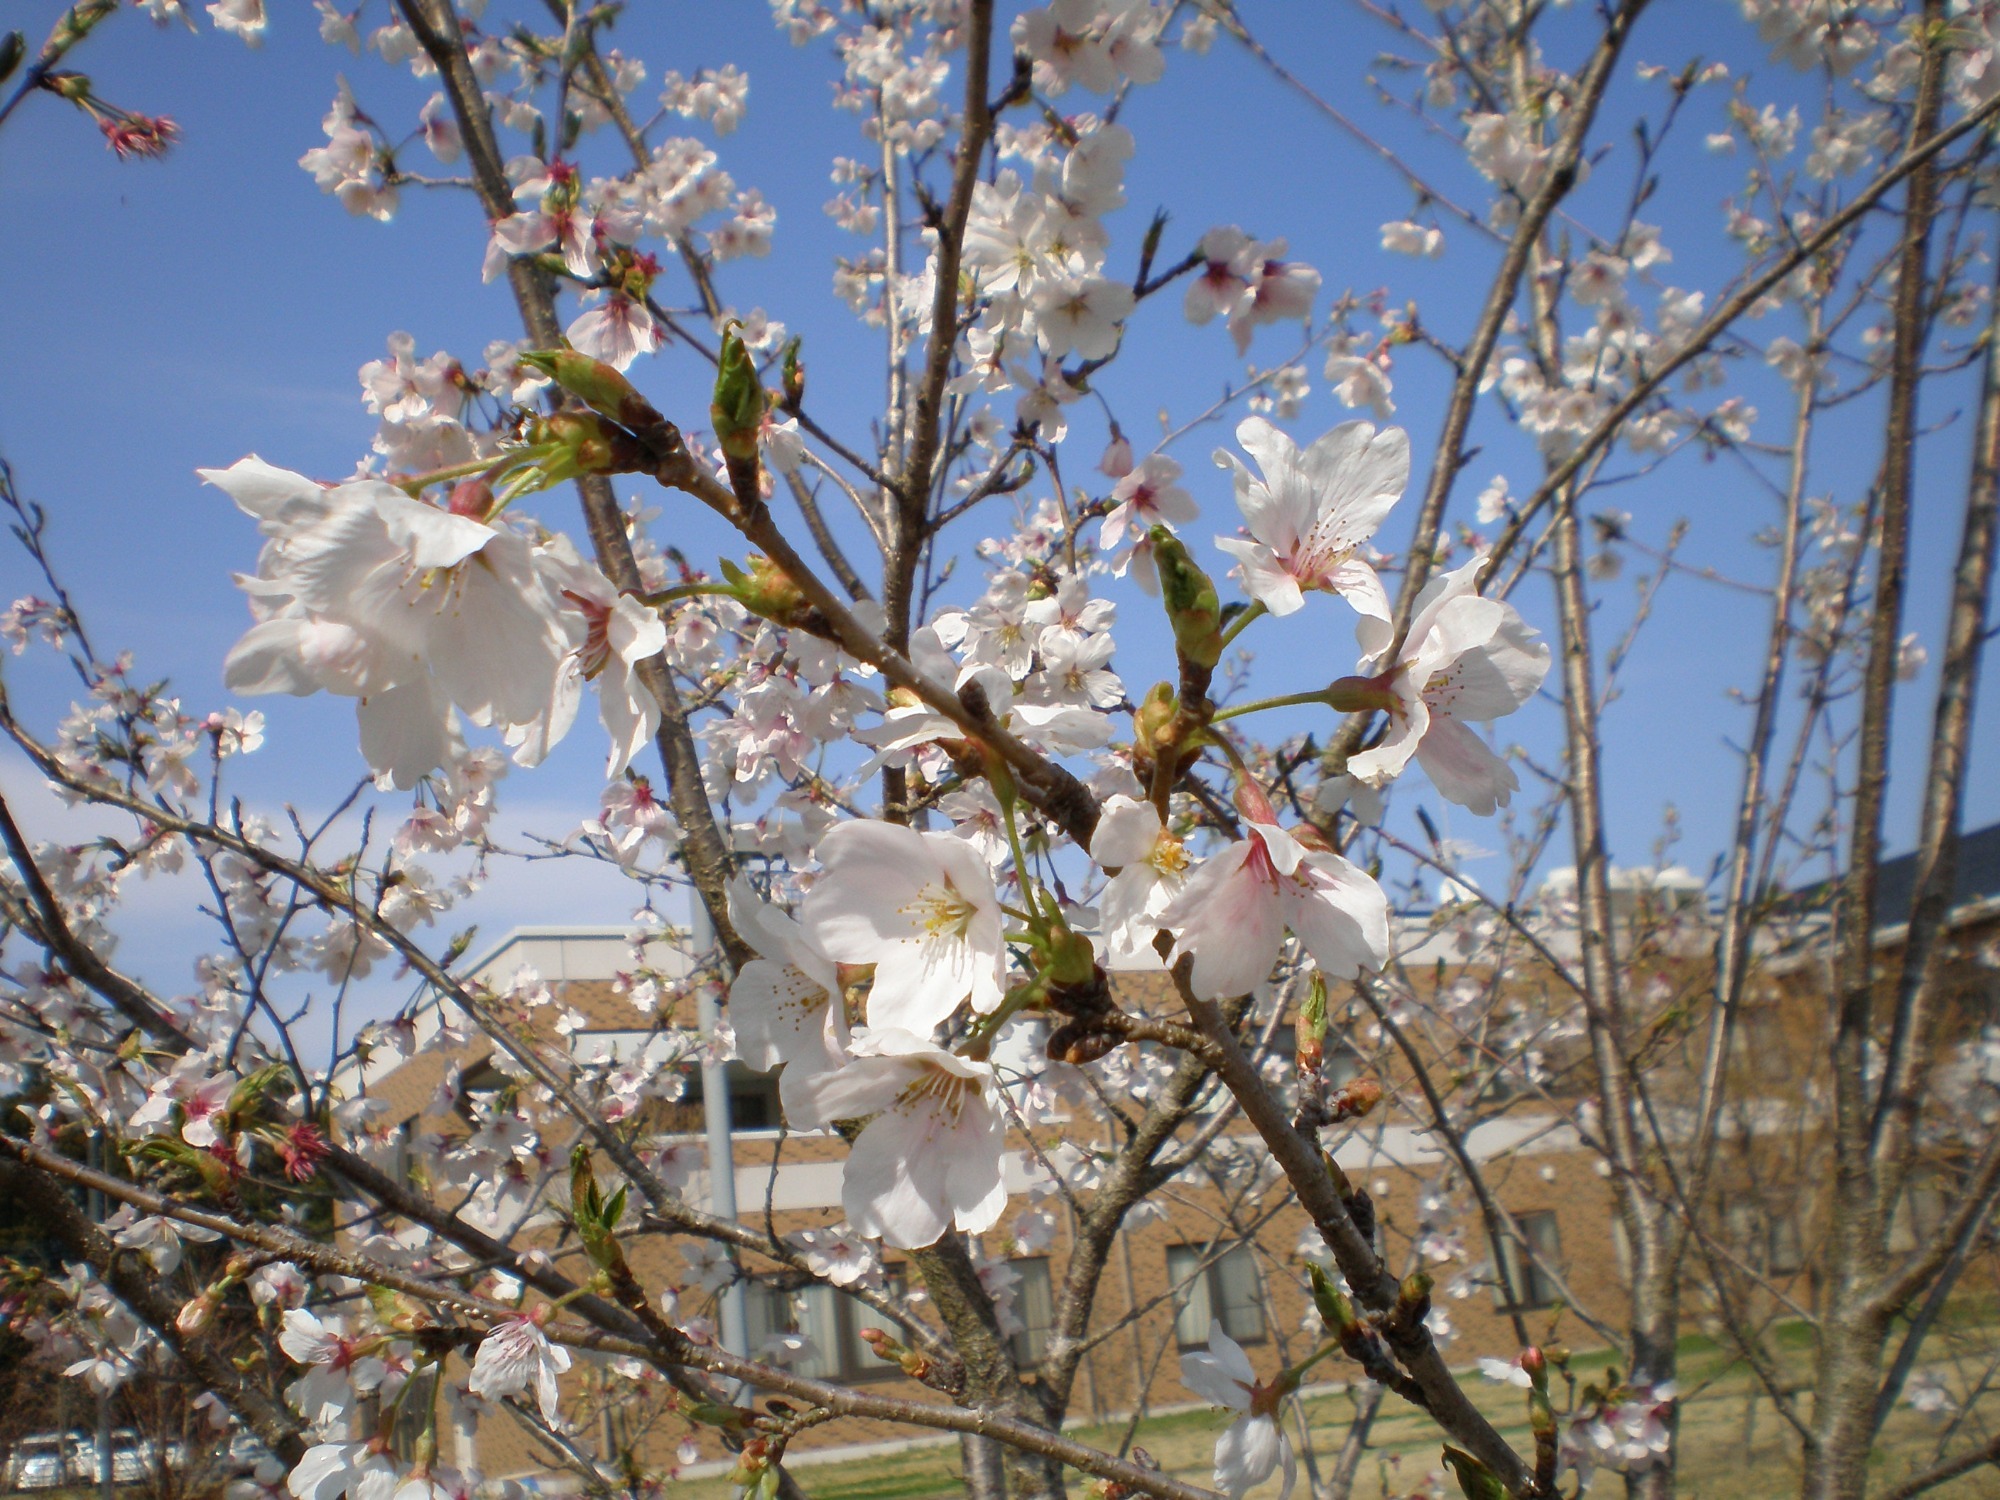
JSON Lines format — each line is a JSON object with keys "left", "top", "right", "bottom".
{"left": 344, "top": 889, "right": 2000, "bottom": 1483}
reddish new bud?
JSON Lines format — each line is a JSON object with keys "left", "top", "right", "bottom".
{"left": 100, "top": 113, "right": 178, "bottom": 160}
{"left": 725, "top": 1438, "right": 771, "bottom": 1488}
{"left": 280, "top": 1122, "right": 331, "bottom": 1182}
{"left": 1328, "top": 1076, "right": 1384, "bottom": 1122}
{"left": 447, "top": 477, "right": 496, "bottom": 520}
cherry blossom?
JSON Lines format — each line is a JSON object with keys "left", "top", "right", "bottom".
{"left": 1100, "top": 455, "right": 1197, "bottom": 589}
{"left": 661, "top": 65, "right": 750, "bottom": 134}
{"left": 208, "top": 0, "right": 267, "bottom": 47}
{"left": 1023, "top": 573, "right": 1115, "bottom": 652}
{"left": 207, "top": 458, "right": 574, "bottom": 786}
{"left": 1381, "top": 220, "right": 1444, "bottom": 258}
{"left": 1227, "top": 243, "right": 1320, "bottom": 352}
{"left": 1186, "top": 226, "right": 1255, "bottom": 327}
{"left": 728, "top": 876, "right": 851, "bottom": 1121}
{"left": 1089, "top": 795, "right": 1191, "bottom": 969}
{"left": 537, "top": 536, "right": 668, "bottom": 776}
{"left": 278, "top": 1311, "right": 387, "bottom": 1429}
{"left": 1033, "top": 632, "right": 1123, "bottom": 709}
{"left": 1013, "top": 2, "right": 1119, "bottom": 95}
{"left": 1213, "top": 417, "right": 1408, "bottom": 624}
{"left": 786, "top": 1028, "right": 1008, "bottom": 1249}
{"left": 299, "top": 89, "right": 394, "bottom": 220}
{"left": 1346, "top": 555, "right": 1551, "bottom": 814}
{"left": 801, "top": 821, "right": 1008, "bottom": 1032}
{"left": 1034, "top": 276, "right": 1135, "bottom": 359}
{"left": 1564, "top": 1381, "right": 1676, "bottom": 1480}
{"left": 286, "top": 1442, "right": 398, "bottom": 1500}
{"left": 1161, "top": 804, "right": 1389, "bottom": 1000}
{"left": 567, "top": 293, "right": 662, "bottom": 372}
{"left": 110, "top": 1211, "right": 219, "bottom": 1274}
{"left": 787, "top": 1223, "right": 879, "bottom": 1287}
{"left": 1323, "top": 339, "right": 1396, "bottom": 420}
{"left": 1181, "top": 1325, "right": 1295, "bottom": 1500}
{"left": 1479, "top": 1354, "right": 1535, "bottom": 1388}
{"left": 468, "top": 1313, "right": 572, "bottom": 1425}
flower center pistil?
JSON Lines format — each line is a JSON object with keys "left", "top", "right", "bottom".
{"left": 904, "top": 880, "right": 977, "bottom": 940}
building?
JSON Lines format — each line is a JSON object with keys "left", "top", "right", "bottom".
{"left": 344, "top": 825, "right": 2000, "bottom": 1484}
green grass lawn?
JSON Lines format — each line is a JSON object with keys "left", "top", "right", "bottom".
{"left": 675, "top": 1322, "right": 2000, "bottom": 1500}
{"left": 13, "top": 1326, "right": 1993, "bottom": 1500}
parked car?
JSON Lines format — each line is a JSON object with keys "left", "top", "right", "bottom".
{"left": 4, "top": 1427, "right": 183, "bottom": 1490}
{"left": 103, "top": 1430, "right": 155, "bottom": 1484}
{"left": 4, "top": 1433, "right": 88, "bottom": 1490}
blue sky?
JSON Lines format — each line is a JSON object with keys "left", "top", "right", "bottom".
{"left": 0, "top": 0, "right": 1994, "bottom": 1007}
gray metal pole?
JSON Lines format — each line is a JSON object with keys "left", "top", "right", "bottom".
{"left": 87, "top": 1133, "right": 112, "bottom": 1500}
{"left": 690, "top": 898, "right": 750, "bottom": 1383}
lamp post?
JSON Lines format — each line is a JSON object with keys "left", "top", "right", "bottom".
{"left": 690, "top": 899, "right": 749, "bottom": 1390}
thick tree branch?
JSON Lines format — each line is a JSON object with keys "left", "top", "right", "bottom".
{"left": 395, "top": 0, "right": 748, "bottom": 968}
{"left": 1170, "top": 960, "right": 1531, "bottom": 1491}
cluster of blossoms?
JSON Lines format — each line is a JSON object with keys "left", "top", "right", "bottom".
{"left": 274, "top": 1297, "right": 548, "bottom": 1500}
{"left": 207, "top": 454, "right": 664, "bottom": 789}
{"left": 37, "top": 0, "right": 1981, "bottom": 1493}
{"left": 792, "top": 2, "right": 1324, "bottom": 452}
{"left": 171, "top": 179, "right": 1552, "bottom": 1266}
{"left": 685, "top": 410, "right": 1549, "bottom": 1252}
{"left": 295, "top": 7, "right": 774, "bottom": 373}
{"left": 1556, "top": 1375, "right": 1676, "bottom": 1484}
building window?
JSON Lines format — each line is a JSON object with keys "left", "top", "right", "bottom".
{"left": 1767, "top": 1211, "right": 1805, "bottom": 1275}
{"left": 643, "top": 1065, "right": 787, "bottom": 1135}
{"left": 681, "top": 1066, "right": 785, "bottom": 1130}
{"left": 743, "top": 1271, "right": 909, "bottom": 1382}
{"left": 1491, "top": 1211, "right": 1564, "bottom": 1311}
{"left": 1009, "top": 1257, "right": 1055, "bottom": 1368}
{"left": 450, "top": 1060, "right": 513, "bottom": 1121}
{"left": 1166, "top": 1243, "right": 1264, "bottom": 1348}
{"left": 1458, "top": 1034, "right": 1526, "bottom": 1103}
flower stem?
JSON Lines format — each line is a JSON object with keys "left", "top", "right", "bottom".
{"left": 1291, "top": 1341, "right": 1343, "bottom": 1382}
{"left": 1001, "top": 790, "right": 1060, "bottom": 932}
{"left": 1209, "top": 688, "right": 1335, "bottom": 724}
{"left": 392, "top": 455, "right": 506, "bottom": 495}
{"left": 1217, "top": 599, "right": 1266, "bottom": 650}
{"left": 642, "top": 581, "right": 740, "bottom": 607}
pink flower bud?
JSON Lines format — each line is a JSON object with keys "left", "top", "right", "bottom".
{"left": 176, "top": 1293, "right": 218, "bottom": 1335}
{"left": 448, "top": 477, "right": 496, "bottom": 520}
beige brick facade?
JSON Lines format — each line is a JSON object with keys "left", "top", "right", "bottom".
{"left": 349, "top": 893, "right": 2000, "bottom": 1481}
